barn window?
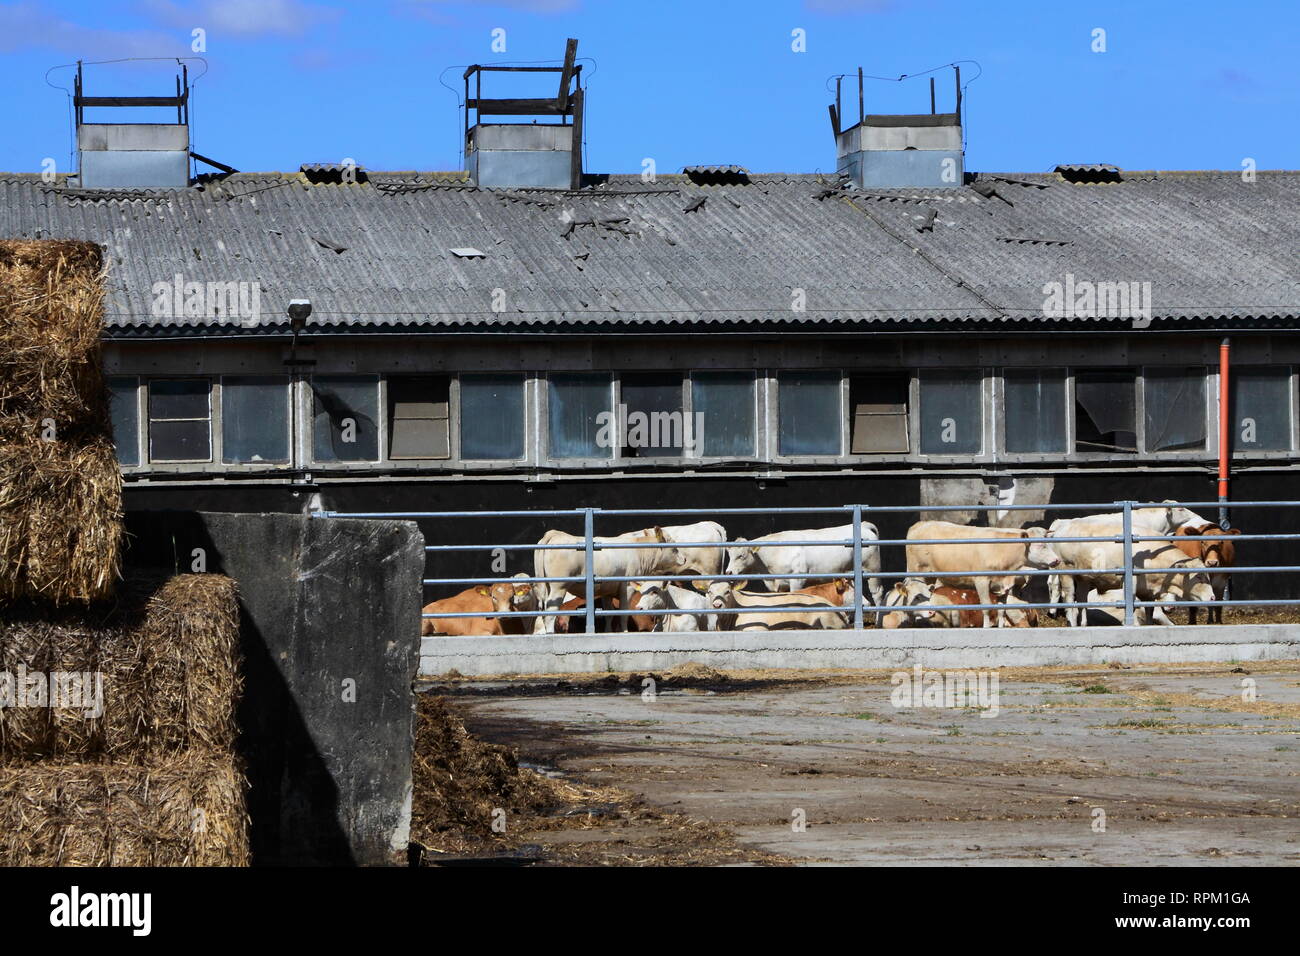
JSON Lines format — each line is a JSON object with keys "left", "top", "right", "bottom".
{"left": 1231, "top": 367, "right": 1292, "bottom": 452}
{"left": 387, "top": 376, "right": 450, "bottom": 460}
{"left": 459, "top": 374, "right": 525, "bottom": 460}
{"left": 549, "top": 373, "right": 613, "bottom": 459}
{"left": 221, "top": 376, "right": 290, "bottom": 464}
{"left": 1004, "top": 369, "right": 1067, "bottom": 453}
{"left": 312, "top": 376, "right": 379, "bottom": 462}
{"left": 691, "top": 371, "right": 755, "bottom": 457}
{"left": 107, "top": 376, "right": 140, "bottom": 466}
{"left": 778, "top": 371, "right": 842, "bottom": 456}
{"left": 1074, "top": 369, "right": 1136, "bottom": 453}
{"left": 619, "top": 373, "right": 685, "bottom": 458}
{"left": 848, "top": 373, "right": 909, "bottom": 454}
{"left": 1144, "top": 367, "right": 1207, "bottom": 452}
{"left": 918, "top": 370, "right": 982, "bottom": 455}
{"left": 147, "top": 379, "right": 212, "bottom": 463}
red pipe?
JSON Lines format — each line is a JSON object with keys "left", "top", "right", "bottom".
{"left": 1218, "top": 337, "right": 1230, "bottom": 518}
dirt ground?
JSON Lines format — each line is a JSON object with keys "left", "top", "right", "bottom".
{"left": 417, "top": 659, "right": 1300, "bottom": 866}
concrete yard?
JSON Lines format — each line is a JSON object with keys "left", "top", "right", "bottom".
{"left": 429, "top": 661, "right": 1300, "bottom": 866}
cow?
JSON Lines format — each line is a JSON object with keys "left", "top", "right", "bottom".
{"left": 930, "top": 585, "right": 984, "bottom": 628}
{"left": 794, "top": 578, "right": 855, "bottom": 607}
{"left": 533, "top": 526, "right": 689, "bottom": 633}
{"left": 723, "top": 522, "right": 884, "bottom": 617}
{"left": 1049, "top": 509, "right": 1216, "bottom": 626}
{"left": 629, "top": 581, "right": 711, "bottom": 632}
{"left": 420, "top": 585, "right": 501, "bottom": 637}
{"left": 905, "top": 522, "right": 1060, "bottom": 628}
{"left": 550, "top": 594, "right": 635, "bottom": 633}
{"left": 489, "top": 572, "right": 540, "bottom": 635}
{"left": 1084, "top": 588, "right": 1149, "bottom": 627}
{"left": 1174, "top": 524, "right": 1240, "bottom": 624}
{"left": 881, "top": 578, "right": 938, "bottom": 629}
{"left": 705, "top": 581, "right": 847, "bottom": 631}
{"left": 658, "top": 521, "right": 727, "bottom": 586}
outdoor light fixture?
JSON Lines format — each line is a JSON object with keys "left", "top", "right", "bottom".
{"left": 286, "top": 298, "right": 313, "bottom": 365}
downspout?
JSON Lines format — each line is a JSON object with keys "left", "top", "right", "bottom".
{"left": 1218, "top": 337, "right": 1231, "bottom": 531}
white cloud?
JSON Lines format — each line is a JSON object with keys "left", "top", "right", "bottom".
{"left": 0, "top": 2, "right": 187, "bottom": 56}
{"left": 142, "top": 0, "right": 341, "bottom": 38}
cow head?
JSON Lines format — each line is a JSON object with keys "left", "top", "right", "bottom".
{"left": 706, "top": 581, "right": 736, "bottom": 610}
{"left": 724, "top": 540, "right": 760, "bottom": 576}
{"left": 1022, "top": 529, "right": 1061, "bottom": 569}
{"left": 887, "top": 578, "right": 934, "bottom": 621}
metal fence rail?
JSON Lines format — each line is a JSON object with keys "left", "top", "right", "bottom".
{"left": 313, "top": 500, "right": 1300, "bottom": 633}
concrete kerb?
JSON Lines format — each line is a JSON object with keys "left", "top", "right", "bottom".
{"left": 419, "top": 625, "right": 1300, "bottom": 677}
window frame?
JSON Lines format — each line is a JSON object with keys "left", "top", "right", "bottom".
{"left": 913, "top": 368, "right": 990, "bottom": 461}
{"left": 1227, "top": 364, "right": 1298, "bottom": 460}
{"left": 686, "top": 369, "right": 761, "bottom": 464}
{"left": 541, "top": 371, "right": 618, "bottom": 467}
{"left": 454, "top": 372, "right": 530, "bottom": 466}
{"left": 997, "top": 366, "right": 1070, "bottom": 462}
{"left": 147, "top": 377, "right": 214, "bottom": 465}
{"left": 107, "top": 375, "right": 144, "bottom": 471}
{"left": 308, "top": 373, "right": 383, "bottom": 467}
{"left": 218, "top": 374, "right": 293, "bottom": 469}
{"left": 772, "top": 368, "right": 847, "bottom": 463}
{"left": 1139, "top": 365, "right": 1212, "bottom": 457}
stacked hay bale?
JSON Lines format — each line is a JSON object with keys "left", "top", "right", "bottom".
{"left": 0, "top": 240, "right": 249, "bottom": 865}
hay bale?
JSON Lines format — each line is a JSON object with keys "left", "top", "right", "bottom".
{"left": 0, "top": 239, "right": 120, "bottom": 605}
{"left": 0, "top": 753, "right": 250, "bottom": 866}
{"left": 0, "top": 574, "right": 241, "bottom": 762}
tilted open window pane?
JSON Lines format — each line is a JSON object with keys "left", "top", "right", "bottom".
{"left": 620, "top": 373, "right": 685, "bottom": 458}
{"left": 1075, "top": 369, "right": 1136, "bottom": 453}
{"left": 312, "top": 376, "right": 379, "bottom": 462}
{"left": 1232, "top": 367, "right": 1293, "bottom": 452}
{"left": 549, "top": 373, "right": 613, "bottom": 459}
{"left": 849, "top": 373, "right": 909, "bottom": 453}
{"left": 222, "top": 376, "right": 290, "bottom": 463}
{"left": 1144, "top": 367, "right": 1207, "bottom": 452}
{"left": 918, "top": 371, "right": 982, "bottom": 455}
{"left": 459, "top": 374, "right": 525, "bottom": 460}
{"left": 387, "top": 376, "right": 450, "bottom": 460}
{"left": 691, "top": 372, "right": 755, "bottom": 458}
{"left": 778, "top": 371, "right": 841, "bottom": 456}
{"left": 1004, "top": 369, "right": 1067, "bottom": 453}
{"left": 148, "top": 379, "right": 211, "bottom": 462}
{"left": 107, "top": 377, "right": 139, "bottom": 466}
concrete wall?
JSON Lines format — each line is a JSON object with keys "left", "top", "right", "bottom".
{"left": 123, "top": 511, "right": 424, "bottom": 866}
{"left": 420, "top": 626, "right": 1300, "bottom": 677}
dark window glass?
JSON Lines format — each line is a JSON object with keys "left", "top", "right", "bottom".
{"left": 459, "top": 374, "right": 525, "bottom": 460}
{"left": 107, "top": 377, "right": 139, "bottom": 466}
{"left": 148, "top": 379, "right": 211, "bottom": 462}
{"left": 691, "top": 372, "right": 755, "bottom": 458}
{"left": 1144, "top": 367, "right": 1207, "bottom": 452}
{"left": 312, "top": 376, "right": 379, "bottom": 462}
{"left": 779, "top": 371, "right": 841, "bottom": 455}
{"left": 620, "top": 373, "right": 685, "bottom": 458}
{"left": 222, "top": 376, "right": 289, "bottom": 463}
{"left": 1231, "top": 366, "right": 1293, "bottom": 452}
{"left": 549, "top": 374, "right": 612, "bottom": 459}
{"left": 1005, "top": 369, "right": 1067, "bottom": 453}
{"left": 1075, "top": 369, "right": 1136, "bottom": 453}
{"left": 918, "top": 371, "right": 982, "bottom": 455}
{"left": 849, "top": 373, "right": 909, "bottom": 454}
{"left": 387, "top": 377, "right": 450, "bottom": 460}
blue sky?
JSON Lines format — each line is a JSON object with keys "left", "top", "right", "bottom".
{"left": 2, "top": 0, "right": 1297, "bottom": 177}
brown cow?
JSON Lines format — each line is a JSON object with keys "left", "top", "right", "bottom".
{"left": 552, "top": 595, "right": 632, "bottom": 633}
{"left": 931, "top": 585, "right": 984, "bottom": 628}
{"left": 1174, "top": 524, "right": 1240, "bottom": 624}
{"left": 421, "top": 585, "right": 501, "bottom": 637}
{"left": 794, "top": 578, "right": 853, "bottom": 606}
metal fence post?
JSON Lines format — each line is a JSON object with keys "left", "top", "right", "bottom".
{"left": 1121, "top": 500, "right": 1135, "bottom": 627}
{"left": 583, "top": 508, "right": 597, "bottom": 635}
{"left": 851, "top": 504, "right": 864, "bottom": 630}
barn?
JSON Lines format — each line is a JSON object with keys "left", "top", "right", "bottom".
{"left": 3, "top": 55, "right": 1298, "bottom": 607}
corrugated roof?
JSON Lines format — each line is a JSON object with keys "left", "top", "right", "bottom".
{"left": 0, "top": 169, "right": 1296, "bottom": 333}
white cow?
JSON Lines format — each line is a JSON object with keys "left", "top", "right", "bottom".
{"left": 724, "top": 522, "right": 884, "bottom": 614}
{"left": 533, "top": 526, "right": 688, "bottom": 633}
{"left": 658, "top": 522, "right": 727, "bottom": 582}
{"left": 630, "top": 580, "right": 711, "bottom": 632}
{"left": 881, "top": 578, "right": 938, "bottom": 628}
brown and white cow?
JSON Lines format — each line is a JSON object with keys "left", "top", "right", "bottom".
{"left": 1174, "top": 524, "right": 1239, "bottom": 624}
{"left": 905, "top": 522, "right": 1060, "bottom": 627}
{"left": 489, "top": 573, "right": 540, "bottom": 635}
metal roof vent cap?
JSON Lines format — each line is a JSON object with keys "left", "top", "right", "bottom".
{"left": 73, "top": 61, "right": 191, "bottom": 190}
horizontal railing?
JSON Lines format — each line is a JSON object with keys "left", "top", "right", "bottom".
{"left": 313, "top": 500, "right": 1299, "bottom": 632}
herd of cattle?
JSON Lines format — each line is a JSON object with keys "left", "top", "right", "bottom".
{"left": 420, "top": 504, "right": 1240, "bottom": 635}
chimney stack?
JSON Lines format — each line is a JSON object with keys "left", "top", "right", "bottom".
{"left": 464, "top": 38, "right": 583, "bottom": 189}
{"left": 73, "top": 61, "right": 191, "bottom": 189}
{"left": 831, "top": 66, "right": 964, "bottom": 189}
